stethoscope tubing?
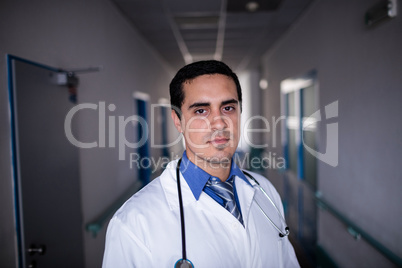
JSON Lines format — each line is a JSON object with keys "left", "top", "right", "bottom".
{"left": 175, "top": 159, "right": 290, "bottom": 267}
{"left": 243, "top": 171, "right": 290, "bottom": 237}
{"left": 175, "top": 158, "right": 188, "bottom": 262}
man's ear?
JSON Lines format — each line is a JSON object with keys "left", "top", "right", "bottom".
{"left": 171, "top": 110, "right": 182, "bottom": 133}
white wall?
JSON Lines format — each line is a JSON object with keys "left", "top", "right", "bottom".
{"left": 261, "top": 0, "right": 402, "bottom": 266}
{"left": 0, "top": 1, "right": 174, "bottom": 267}
{"left": 238, "top": 69, "right": 264, "bottom": 152}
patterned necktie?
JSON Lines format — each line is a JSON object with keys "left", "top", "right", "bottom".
{"left": 205, "top": 176, "right": 243, "bottom": 225}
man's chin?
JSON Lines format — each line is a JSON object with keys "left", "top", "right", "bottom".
{"left": 188, "top": 149, "right": 234, "bottom": 169}
{"left": 210, "top": 139, "right": 236, "bottom": 149}
{"left": 205, "top": 150, "right": 234, "bottom": 163}
{"left": 212, "top": 144, "right": 229, "bottom": 150}
{"left": 207, "top": 156, "right": 231, "bottom": 164}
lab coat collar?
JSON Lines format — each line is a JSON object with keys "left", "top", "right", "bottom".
{"left": 161, "top": 159, "right": 196, "bottom": 211}
{"left": 179, "top": 152, "right": 210, "bottom": 200}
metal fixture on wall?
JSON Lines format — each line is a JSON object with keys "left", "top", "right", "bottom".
{"left": 50, "top": 66, "right": 102, "bottom": 103}
{"left": 365, "top": 0, "right": 398, "bottom": 27}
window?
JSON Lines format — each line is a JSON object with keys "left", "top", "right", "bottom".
{"left": 281, "top": 73, "right": 318, "bottom": 188}
{"left": 133, "top": 92, "right": 151, "bottom": 185}
{"left": 281, "top": 72, "right": 318, "bottom": 264}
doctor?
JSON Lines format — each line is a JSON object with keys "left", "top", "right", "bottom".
{"left": 102, "top": 60, "right": 300, "bottom": 267}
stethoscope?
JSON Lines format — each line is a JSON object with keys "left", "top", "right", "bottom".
{"left": 174, "top": 158, "right": 290, "bottom": 268}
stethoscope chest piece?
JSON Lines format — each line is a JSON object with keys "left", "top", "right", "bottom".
{"left": 175, "top": 258, "right": 194, "bottom": 268}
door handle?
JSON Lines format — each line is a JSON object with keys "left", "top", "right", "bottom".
{"left": 28, "top": 260, "right": 37, "bottom": 268}
{"left": 28, "top": 244, "right": 46, "bottom": 255}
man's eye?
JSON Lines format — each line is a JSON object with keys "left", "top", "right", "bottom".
{"left": 223, "top": 106, "right": 235, "bottom": 112}
{"left": 195, "top": 109, "right": 206, "bottom": 114}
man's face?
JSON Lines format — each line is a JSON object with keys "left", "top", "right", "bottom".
{"left": 172, "top": 74, "right": 240, "bottom": 166}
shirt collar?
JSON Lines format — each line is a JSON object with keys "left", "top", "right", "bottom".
{"left": 179, "top": 151, "right": 252, "bottom": 200}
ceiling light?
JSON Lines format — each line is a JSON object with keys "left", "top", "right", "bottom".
{"left": 174, "top": 15, "right": 219, "bottom": 29}
{"left": 259, "top": 79, "right": 268, "bottom": 90}
{"left": 246, "top": 1, "right": 259, "bottom": 12}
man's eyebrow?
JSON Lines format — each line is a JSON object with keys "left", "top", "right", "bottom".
{"left": 188, "top": 99, "right": 239, "bottom": 110}
{"left": 188, "top": 102, "right": 210, "bottom": 109}
{"left": 221, "top": 99, "right": 239, "bottom": 106}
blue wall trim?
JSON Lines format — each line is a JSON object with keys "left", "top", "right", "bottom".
{"left": 136, "top": 98, "right": 151, "bottom": 185}
{"left": 298, "top": 89, "right": 304, "bottom": 180}
{"left": 7, "top": 54, "right": 63, "bottom": 73}
{"left": 7, "top": 54, "right": 24, "bottom": 268}
{"left": 284, "top": 93, "right": 289, "bottom": 170}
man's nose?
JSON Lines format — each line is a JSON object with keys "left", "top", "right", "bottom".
{"left": 210, "top": 112, "right": 227, "bottom": 131}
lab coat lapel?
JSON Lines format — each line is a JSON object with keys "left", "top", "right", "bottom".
{"left": 235, "top": 175, "right": 256, "bottom": 228}
{"left": 194, "top": 174, "right": 256, "bottom": 227}
{"left": 160, "top": 160, "right": 196, "bottom": 211}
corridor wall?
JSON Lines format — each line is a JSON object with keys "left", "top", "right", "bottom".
{"left": 261, "top": 0, "right": 402, "bottom": 266}
{"left": 0, "top": 1, "right": 173, "bottom": 267}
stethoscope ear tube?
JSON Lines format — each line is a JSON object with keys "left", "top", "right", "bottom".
{"left": 242, "top": 170, "right": 290, "bottom": 238}
{"left": 242, "top": 170, "right": 260, "bottom": 185}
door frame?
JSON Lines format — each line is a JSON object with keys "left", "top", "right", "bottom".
{"left": 7, "top": 55, "right": 68, "bottom": 268}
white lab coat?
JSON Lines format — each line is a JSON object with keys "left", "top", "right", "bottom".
{"left": 102, "top": 159, "right": 300, "bottom": 268}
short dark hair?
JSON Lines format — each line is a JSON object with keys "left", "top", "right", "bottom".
{"left": 169, "top": 60, "right": 242, "bottom": 119}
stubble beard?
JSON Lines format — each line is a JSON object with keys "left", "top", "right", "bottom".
{"left": 192, "top": 151, "right": 232, "bottom": 170}
{"left": 186, "top": 129, "right": 239, "bottom": 169}
{"left": 191, "top": 142, "right": 237, "bottom": 170}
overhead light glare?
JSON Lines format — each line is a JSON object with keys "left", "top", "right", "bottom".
{"left": 246, "top": 1, "right": 259, "bottom": 12}
{"left": 174, "top": 15, "right": 219, "bottom": 29}
{"left": 259, "top": 79, "right": 268, "bottom": 89}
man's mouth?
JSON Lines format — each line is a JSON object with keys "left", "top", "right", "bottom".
{"left": 210, "top": 137, "right": 230, "bottom": 145}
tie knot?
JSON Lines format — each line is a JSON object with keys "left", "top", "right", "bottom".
{"left": 207, "top": 177, "right": 235, "bottom": 195}
{"left": 209, "top": 176, "right": 234, "bottom": 185}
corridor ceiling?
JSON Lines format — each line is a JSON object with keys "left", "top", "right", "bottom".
{"left": 112, "top": 0, "right": 314, "bottom": 71}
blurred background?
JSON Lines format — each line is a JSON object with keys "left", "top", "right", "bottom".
{"left": 0, "top": 0, "right": 401, "bottom": 267}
